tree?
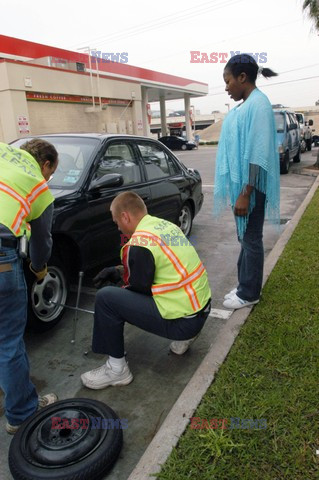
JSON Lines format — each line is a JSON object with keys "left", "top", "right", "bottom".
{"left": 303, "top": 0, "right": 319, "bottom": 30}
{"left": 302, "top": 1, "right": 319, "bottom": 166}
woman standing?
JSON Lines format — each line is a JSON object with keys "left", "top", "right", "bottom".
{"left": 214, "top": 54, "right": 280, "bottom": 309}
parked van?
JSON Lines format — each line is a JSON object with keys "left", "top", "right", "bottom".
{"left": 273, "top": 109, "right": 301, "bottom": 174}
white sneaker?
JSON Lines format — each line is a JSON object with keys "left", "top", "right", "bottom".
{"left": 81, "top": 360, "right": 133, "bottom": 389}
{"left": 224, "top": 288, "right": 237, "bottom": 300}
{"left": 223, "top": 294, "right": 259, "bottom": 310}
{"left": 170, "top": 335, "right": 199, "bottom": 355}
{"left": 38, "top": 393, "right": 58, "bottom": 409}
{"left": 6, "top": 393, "right": 58, "bottom": 434}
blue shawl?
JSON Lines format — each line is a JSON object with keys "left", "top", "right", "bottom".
{"left": 213, "top": 88, "right": 280, "bottom": 239}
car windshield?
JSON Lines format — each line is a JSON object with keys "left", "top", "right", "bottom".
{"left": 274, "top": 112, "right": 285, "bottom": 133}
{"left": 295, "top": 113, "right": 303, "bottom": 125}
{"left": 11, "top": 136, "right": 100, "bottom": 189}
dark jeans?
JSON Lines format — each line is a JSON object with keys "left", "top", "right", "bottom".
{"left": 0, "top": 245, "right": 38, "bottom": 425}
{"left": 236, "top": 190, "right": 266, "bottom": 302}
{"left": 92, "top": 286, "right": 211, "bottom": 358}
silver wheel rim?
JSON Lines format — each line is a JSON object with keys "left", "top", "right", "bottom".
{"left": 31, "top": 266, "right": 67, "bottom": 322}
{"left": 179, "top": 205, "right": 191, "bottom": 235}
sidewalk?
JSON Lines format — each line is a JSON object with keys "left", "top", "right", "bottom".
{"left": 129, "top": 174, "right": 319, "bottom": 480}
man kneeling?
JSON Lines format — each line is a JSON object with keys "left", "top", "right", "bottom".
{"left": 81, "top": 191, "right": 211, "bottom": 389}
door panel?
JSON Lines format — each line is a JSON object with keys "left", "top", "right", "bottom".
{"left": 136, "top": 141, "right": 185, "bottom": 223}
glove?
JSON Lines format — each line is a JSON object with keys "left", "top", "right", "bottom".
{"left": 29, "top": 263, "right": 48, "bottom": 281}
{"left": 93, "top": 266, "right": 122, "bottom": 288}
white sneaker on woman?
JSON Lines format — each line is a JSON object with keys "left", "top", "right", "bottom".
{"left": 223, "top": 294, "right": 259, "bottom": 310}
{"left": 224, "top": 288, "right": 237, "bottom": 300}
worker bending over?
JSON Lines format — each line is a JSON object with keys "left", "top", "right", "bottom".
{"left": 0, "top": 139, "right": 59, "bottom": 434}
{"left": 81, "top": 191, "right": 211, "bottom": 389}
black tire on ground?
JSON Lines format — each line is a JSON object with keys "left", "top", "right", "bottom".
{"left": 25, "top": 253, "right": 68, "bottom": 332}
{"left": 280, "top": 151, "right": 290, "bottom": 174}
{"left": 8, "top": 398, "right": 123, "bottom": 480}
{"left": 293, "top": 147, "right": 301, "bottom": 163}
{"left": 178, "top": 202, "right": 193, "bottom": 237}
{"left": 181, "top": 144, "right": 187, "bottom": 151}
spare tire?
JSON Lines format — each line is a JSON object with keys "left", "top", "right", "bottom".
{"left": 8, "top": 398, "right": 123, "bottom": 480}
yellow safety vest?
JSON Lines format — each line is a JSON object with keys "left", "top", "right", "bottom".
{"left": 121, "top": 214, "right": 211, "bottom": 319}
{"left": 0, "top": 143, "right": 54, "bottom": 238}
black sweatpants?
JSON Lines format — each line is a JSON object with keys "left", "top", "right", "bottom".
{"left": 92, "top": 286, "right": 211, "bottom": 358}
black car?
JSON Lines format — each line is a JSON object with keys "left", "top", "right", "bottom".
{"left": 11, "top": 134, "right": 203, "bottom": 331}
{"left": 159, "top": 136, "right": 196, "bottom": 151}
{"left": 312, "top": 135, "right": 319, "bottom": 147}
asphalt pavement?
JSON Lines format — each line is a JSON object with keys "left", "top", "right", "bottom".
{"left": 0, "top": 147, "right": 317, "bottom": 480}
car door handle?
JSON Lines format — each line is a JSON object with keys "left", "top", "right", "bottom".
{"left": 141, "top": 195, "right": 150, "bottom": 201}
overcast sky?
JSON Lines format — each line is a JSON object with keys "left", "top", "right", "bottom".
{"left": 2, "top": 0, "right": 319, "bottom": 114}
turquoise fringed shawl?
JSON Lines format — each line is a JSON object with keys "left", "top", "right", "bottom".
{"left": 213, "top": 88, "right": 280, "bottom": 239}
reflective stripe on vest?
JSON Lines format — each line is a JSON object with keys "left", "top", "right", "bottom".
{"left": 131, "top": 230, "right": 205, "bottom": 311}
{"left": 0, "top": 179, "right": 48, "bottom": 234}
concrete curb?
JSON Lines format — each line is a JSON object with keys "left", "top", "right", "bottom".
{"left": 127, "top": 175, "right": 319, "bottom": 480}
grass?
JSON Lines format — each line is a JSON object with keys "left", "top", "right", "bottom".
{"left": 156, "top": 189, "right": 319, "bottom": 480}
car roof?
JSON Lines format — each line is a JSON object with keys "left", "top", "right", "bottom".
{"left": 16, "top": 133, "right": 161, "bottom": 142}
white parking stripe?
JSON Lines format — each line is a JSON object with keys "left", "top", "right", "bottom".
{"left": 208, "top": 308, "right": 232, "bottom": 320}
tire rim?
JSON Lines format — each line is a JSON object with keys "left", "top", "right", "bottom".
{"left": 179, "top": 205, "right": 191, "bottom": 236}
{"left": 20, "top": 403, "right": 111, "bottom": 468}
{"left": 31, "top": 266, "right": 67, "bottom": 323}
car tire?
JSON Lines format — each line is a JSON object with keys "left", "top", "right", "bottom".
{"left": 25, "top": 253, "right": 68, "bottom": 332}
{"left": 300, "top": 139, "right": 306, "bottom": 153}
{"left": 181, "top": 144, "right": 187, "bottom": 151}
{"left": 178, "top": 202, "right": 193, "bottom": 236}
{"left": 8, "top": 398, "right": 123, "bottom": 480}
{"left": 293, "top": 147, "right": 301, "bottom": 163}
{"left": 280, "top": 151, "right": 290, "bottom": 174}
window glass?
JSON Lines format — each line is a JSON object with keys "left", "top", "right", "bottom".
{"left": 94, "top": 142, "right": 141, "bottom": 185}
{"left": 11, "top": 136, "right": 99, "bottom": 188}
{"left": 288, "top": 113, "right": 297, "bottom": 128}
{"left": 285, "top": 113, "right": 291, "bottom": 127}
{"left": 137, "top": 142, "right": 172, "bottom": 180}
{"left": 274, "top": 113, "right": 285, "bottom": 133}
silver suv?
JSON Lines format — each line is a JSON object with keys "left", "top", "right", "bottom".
{"left": 273, "top": 109, "right": 301, "bottom": 174}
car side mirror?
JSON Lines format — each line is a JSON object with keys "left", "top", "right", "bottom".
{"left": 89, "top": 173, "right": 124, "bottom": 190}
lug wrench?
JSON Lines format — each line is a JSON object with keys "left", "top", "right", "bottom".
{"left": 48, "top": 271, "right": 94, "bottom": 344}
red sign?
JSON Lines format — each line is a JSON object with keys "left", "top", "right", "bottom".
{"left": 168, "top": 122, "right": 184, "bottom": 128}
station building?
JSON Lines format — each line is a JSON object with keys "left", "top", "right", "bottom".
{"left": 0, "top": 35, "right": 208, "bottom": 143}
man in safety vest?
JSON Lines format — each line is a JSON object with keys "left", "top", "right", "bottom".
{"left": 81, "top": 191, "right": 211, "bottom": 390}
{"left": 0, "top": 139, "right": 59, "bottom": 434}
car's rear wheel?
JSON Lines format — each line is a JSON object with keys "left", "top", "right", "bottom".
{"left": 293, "top": 147, "right": 301, "bottom": 163}
{"left": 280, "top": 151, "right": 290, "bottom": 174}
{"left": 181, "top": 144, "right": 187, "bottom": 151}
{"left": 8, "top": 398, "right": 123, "bottom": 480}
{"left": 25, "top": 254, "right": 68, "bottom": 332}
{"left": 178, "top": 202, "right": 193, "bottom": 236}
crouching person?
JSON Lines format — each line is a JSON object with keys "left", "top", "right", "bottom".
{"left": 81, "top": 191, "right": 211, "bottom": 389}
